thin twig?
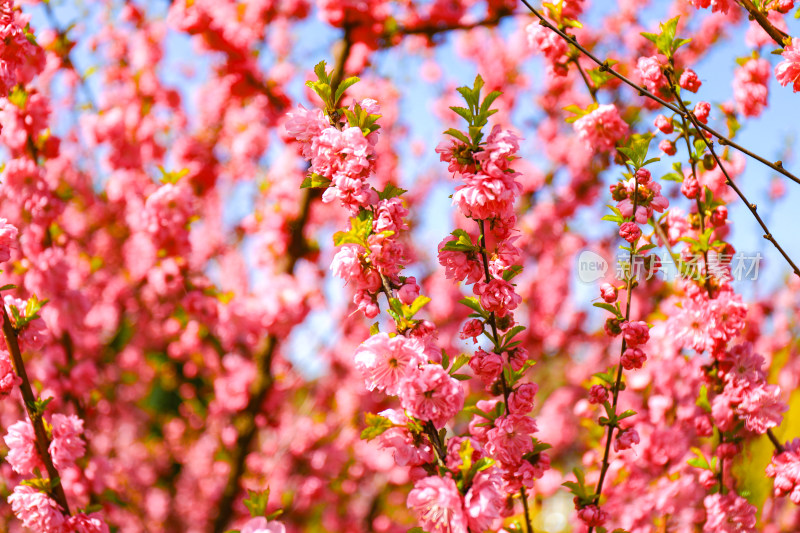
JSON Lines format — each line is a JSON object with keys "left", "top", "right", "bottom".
{"left": 519, "top": 0, "right": 800, "bottom": 187}
{"left": 737, "top": 0, "right": 791, "bottom": 47}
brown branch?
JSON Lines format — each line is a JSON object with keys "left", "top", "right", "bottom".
{"left": 387, "top": 9, "right": 513, "bottom": 44}
{"left": 738, "top": 0, "right": 791, "bottom": 47}
{"left": 211, "top": 26, "right": 354, "bottom": 532}
{"left": 2, "top": 305, "right": 71, "bottom": 514}
{"left": 519, "top": 0, "right": 800, "bottom": 188}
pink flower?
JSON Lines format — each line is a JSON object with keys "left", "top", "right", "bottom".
{"left": 459, "top": 319, "right": 484, "bottom": 343}
{"left": 681, "top": 173, "right": 700, "bottom": 199}
{"left": 398, "top": 277, "right": 420, "bottom": 305}
{"left": 577, "top": 504, "right": 608, "bottom": 527}
{"left": 775, "top": 39, "right": 800, "bottom": 92}
{"left": 736, "top": 383, "right": 787, "bottom": 434}
{"left": 508, "top": 383, "right": 538, "bottom": 414}
{"left": 354, "top": 333, "right": 426, "bottom": 395}
{"left": 621, "top": 347, "right": 646, "bottom": 370}
{"left": 619, "top": 221, "right": 641, "bottom": 243}
{"left": 711, "top": 205, "right": 728, "bottom": 226}
{"left": 373, "top": 197, "right": 409, "bottom": 234}
{"left": 68, "top": 513, "right": 110, "bottom": 533}
{"left": 680, "top": 69, "right": 702, "bottom": 93}
{"left": 464, "top": 469, "right": 504, "bottom": 532}
{"left": 438, "top": 237, "right": 483, "bottom": 284}
{"left": 659, "top": 139, "right": 676, "bottom": 155}
{"left": 49, "top": 413, "right": 85, "bottom": 470}
{"left": 637, "top": 55, "right": 668, "bottom": 93}
{"left": 331, "top": 244, "right": 365, "bottom": 285}
{"left": 573, "top": 104, "right": 629, "bottom": 152}
{"left": 614, "top": 428, "right": 640, "bottom": 451}
{"left": 213, "top": 354, "right": 255, "bottom": 413}
{"left": 474, "top": 279, "right": 521, "bottom": 318}
{"left": 4, "top": 420, "right": 44, "bottom": 475}
{"left": 688, "top": 0, "right": 735, "bottom": 13}
{"left": 0, "top": 218, "right": 18, "bottom": 263}
{"left": 285, "top": 105, "right": 328, "bottom": 145}
{"left": 469, "top": 348, "right": 503, "bottom": 386}
{"left": 0, "top": 351, "right": 18, "bottom": 396}
{"left": 377, "top": 409, "right": 435, "bottom": 467}
{"left": 526, "top": 22, "right": 569, "bottom": 75}
{"left": 486, "top": 414, "right": 537, "bottom": 465}
{"left": 452, "top": 172, "right": 521, "bottom": 221}
{"left": 621, "top": 320, "right": 649, "bottom": 347}
{"left": 703, "top": 493, "right": 757, "bottom": 532}
{"left": 694, "top": 101, "right": 711, "bottom": 124}
{"left": 733, "top": 58, "right": 770, "bottom": 118}
{"left": 241, "top": 517, "right": 287, "bottom": 533}
{"left": 654, "top": 114, "right": 673, "bottom": 134}
{"left": 399, "top": 364, "right": 464, "bottom": 429}
{"left": 600, "top": 283, "right": 617, "bottom": 303}
{"left": 8, "top": 485, "right": 65, "bottom": 532}
{"left": 588, "top": 385, "right": 609, "bottom": 404}
{"left": 766, "top": 438, "right": 800, "bottom": 504}
{"left": 407, "top": 476, "right": 468, "bottom": 533}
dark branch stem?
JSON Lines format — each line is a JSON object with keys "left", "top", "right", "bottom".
{"left": 519, "top": 0, "right": 800, "bottom": 187}
{"left": 737, "top": 0, "right": 791, "bottom": 47}
{"left": 2, "top": 305, "right": 71, "bottom": 514}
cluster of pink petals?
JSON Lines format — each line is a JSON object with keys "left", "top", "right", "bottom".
{"left": 776, "top": 39, "right": 800, "bottom": 92}
{"left": 733, "top": 58, "right": 770, "bottom": 118}
{"left": 688, "top": 0, "right": 735, "bottom": 14}
{"left": 573, "top": 104, "right": 629, "bottom": 153}
{"left": 240, "top": 517, "right": 287, "bottom": 533}
{"left": 766, "top": 438, "right": 800, "bottom": 503}
{"left": 703, "top": 493, "right": 757, "bottom": 532}
{"left": 398, "top": 364, "right": 465, "bottom": 429}
{"left": 637, "top": 56, "right": 668, "bottom": 94}
{"left": 7, "top": 484, "right": 108, "bottom": 533}
{"left": 354, "top": 333, "right": 428, "bottom": 395}
{"left": 526, "top": 22, "right": 569, "bottom": 76}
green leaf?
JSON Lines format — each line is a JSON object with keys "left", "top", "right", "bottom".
{"left": 441, "top": 350, "right": 450, "bottom": 370}
{"left": 459, "top": 297, "right": 485, "bottom": 316}
{"left": 405, "top": 295, "right": 431, "bottom": 318}
{"left": 361, "top": 412, "right": 393, "bottom": 441}
{"left": 593, "top": 302, "right": 622, "bottom": 318}
{"left": 696, "top": 384, "right": 711, "bottom": 413}
{"left": 334, "top": 76, "right": 360, "bottom": 105}
{"left": 450, "top": 106, "right": 473, "bottom": 124}
{"left": 450, "top": 353, "right": 471, "bottom": 373}
{"left": 378, "top": 184, "right": 408, "bottom": 200}
{"left": 0, "top": 284, "right": 15, "bottom": 291}
{"left": 501, "top": 265, "right": 523, "bottom": 281}
{"left": 313, "top": 61, "right": 330, "bottom": 84}
{"left": 243, "top": 488, "right": 270, "bottom": 518}
{"left": 369, "top": 322, "right": 380, "bottom": 336}
{"left": 300, "top": 173, "right": 332, "bottom": 189}
{"left": 444, "top": 128, "right": 470, "bottom": 144}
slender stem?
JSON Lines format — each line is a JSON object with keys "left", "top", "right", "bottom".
{"left": 2, "top": 305, "right": 71, "bottom": 514}
{"left": 571, "top": 56, "right": 598, "bottom": 103}
{"left": 737, "top": 0, "right": 791, "bottom": 47}
{"left": 519, "top": 0, "right": 800, "bottom": 187}
{"left": 588, "top": 173, "right": 640, "bottom": 533}
{"left": 767, "top": 428, "right": 785, "bottom": 453}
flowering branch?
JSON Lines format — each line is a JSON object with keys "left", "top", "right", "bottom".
{"left": 1, "top": 303, "right": 71, "bottom": 514}
{"left": 737, "top": 0, "right": 792, "bottom": 47}
{"left": 520, "top": 0, "right": 800, "bottom": 187}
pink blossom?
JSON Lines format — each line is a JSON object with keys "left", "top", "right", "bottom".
{"left": 508, "top": 383, "right": 538, "bottom": 415}
{"left": 486, "top": 414, "right": 537, "bottom": 465}
{"left": 4, "top": 420, "right": 44, "bottom": 474}
{"left": 241, "top": 517, "right": 287, "bottom": 533}
{"left": 766, "top": 438, "right": 800, "bottom": 504}
{"left": 526, "top": 22, "right": 569, "bottom": 75}
{"left": 688, "top": 0, "right": 735, "bottom": 13}
{"left": 733, "top": 58, "right": 770, "bottom": 118}
{"left": 459, "top": 319, "right": 484, "bottom": 343}
{"left": 9, "top": 485, "right": 66, "bottom": 531}
{"left": 659, "top": 139, "right": 676, "bottom": 155}
{"left": 399, "top": 364, "right": 464, "bottom": 429}
{"left": 680, "top": 69, "right": 702, "bottom": 93}
{"left": 600, "top": 283, "right": 617, "bottom": 303}
{"left": 619, "top": 221, "right": 641, "bottom": 243}
{"left": 775, "top": 39, "right": 800, "bottom": 92}
{"left": 621, "top": 347, "right": 647, "bottom": 370}
{"left": 452, "top": 172, "right": 521, "bottom": 221}
{"left": 588, "top": 385, "right": 609, "bottom": 404}
{"left": 49, "top": 413, "right": 86, "bottom": 470}
{"left": 469, "top": 348, "right": 503, "bottom": 386}
{"left": 398, "top": 277, "right": 420, "bottom": 305}
{"left": 354, "top": 333, "right": 427, "bottom": 395}
{"left": 0, "top": 351, "right": 18, "bottom": 396}
{"left": 0, "top": 218, "right": 18, "bottom": 263}
{"left": 637, "top": 56, "right": 668, "bottom": 93}
{"left": 654, "top": 114, "right": 673, "bottom": 134}
{"left": 694, "top": 101, "right": 711, "bottom": 124}
{"left": 378, "top": 409, "right": 435, "bottom": 466}
{"left": 577, "top": 504, "right": 608, "bottom": 527}
{"left": 573, "top": 104, "right": 629, "bottom": 152}
{"left": 736, "top": 383, "right": 787, "bottom": 434}
{"left": 407, "top": 476, "right": 468, "bottom": 533}
{"left": 474, "top": 279, "right": 521, "bottom": 318}
{"left": 703, "top": 493, "right": 757, "bottom": 532}
{"left": 621, "top": 320, "right": 650, "bottom": 347}
{"left": 68, "top": 513, "right": 110, "bottom": 533}
{"left": 373, "top": 197, "right": 409, "bottom": 234}
{"left": 681, "top": 173, "right": 700, "bottom": 199}
{"left": 464, "top": 469, "right": 504, "bottom": 532}
{"left": 614, "top": 428, "right": 640, "bottom": 451}
{"left": 438, "top": 237, "right": 483, "bottom": 284}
